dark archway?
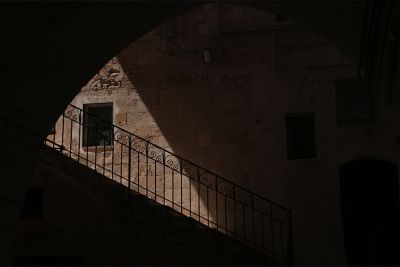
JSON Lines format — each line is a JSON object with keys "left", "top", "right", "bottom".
{"left": 0, "top": 1, "right": 369, "bottom": 264}
{"left": 339, "top": 159, "right": 399, "bottom": 266}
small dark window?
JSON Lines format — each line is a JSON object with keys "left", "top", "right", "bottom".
{"left": 82, "top": 103, "right": 113, "bottom": 147}
{"left": 286, "top": 113, "right": 316, "bottom": 160}
{"left": 20, "top": 187, "right": 43, "bottom": 219}
{"left": 335, "top": 78, "right": 372, "bottom": 125}
{"left": 276, "top": 15, "right": 289, "bottom": 23}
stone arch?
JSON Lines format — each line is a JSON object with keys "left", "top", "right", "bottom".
{"left": 1, "top": 1, "right": 368, "bottom": 264}
{"left": 51, "top": 3, "right": 363, "bottom": 263}
{"left": 3, "top": 1, "right": 364, "bottom": 139}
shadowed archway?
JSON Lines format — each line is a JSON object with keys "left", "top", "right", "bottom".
{"left": 339, "top": 158, "right": 399, "bottom": 266}
{"left": 1, "top": 1, "right": 369, "bottom": 264}
{"left": 55, "top": 2, "right": 363, "bottom": 264}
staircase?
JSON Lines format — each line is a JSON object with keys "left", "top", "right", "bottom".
{"left": 45, "top": 104, "right": 294, "bottom": 264}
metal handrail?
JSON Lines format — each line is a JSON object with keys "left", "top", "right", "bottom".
{"left": 45, "top": 103, "right": 294, "bottom": 264}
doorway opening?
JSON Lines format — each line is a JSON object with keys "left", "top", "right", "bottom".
{"left": 339, "top": 159, "right": 399, "bottom": 266}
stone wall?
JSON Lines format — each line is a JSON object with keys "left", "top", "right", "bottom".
{"left": 47, "top": 3, "right": 399, "bottom": 264}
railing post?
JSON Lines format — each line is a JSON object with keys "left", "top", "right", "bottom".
{"left": 137, "top": 150, "right": 140, "bottom": 192}
{"left": 146, "top": 142, "right": 149, "bottom": 197}
{"left": 251, "top": 194, "right": 255, "bottom": 245}
{"left": 77, "top": 109, "right": 81, "bottom": 163}
{"left": 207, "top": 180, "right": 209, "bottom": 227}
{"left": 233, "top": 184, "right": 236, "bottom": 237}
{"left": 197, "top": 167, "right": 200, "bottom": 221}
{"left": 288, "top": 211, "right": 295, "bottom": 265}
{"left": 128, "top": 135, "right": 132, "bottom": 195}
{"left": 94, "top": 118, "right": 98, "bottom": 170}
{"left": 61, "top": 110, "right": 65, "bottom": 151}
{"left": 270, "top": 203, "right": 275, "bottom": 255}
{"left": 69, "top": 110, "right": 73, "bottom": 158}
{"left": 163, "top": 151, "right": 166, "bottom": 205}
{"left": 216, "top": 176, "right": 218, "bottom": 231}
{"left": 111, "top": 125, "right": 114, "bottom": 181}
{"left": 180, "top": 158, "right": 183, "bottom": 213}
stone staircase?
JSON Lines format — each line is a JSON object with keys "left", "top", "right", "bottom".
{"left": 19, "top": 147, "right": 276, "bottom": 265}
{"left": 40, "top": 103, "right": 293, "bottom": 264}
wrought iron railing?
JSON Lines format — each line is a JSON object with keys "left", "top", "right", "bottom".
{"left": 45, "top": 103, "right": 293, "bottom": 264}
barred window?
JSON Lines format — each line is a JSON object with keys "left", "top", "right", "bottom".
{"left": 82, "top": 103, "right": 113, "bottom": 147}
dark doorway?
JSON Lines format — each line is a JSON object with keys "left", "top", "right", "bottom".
{"left": 339, "top": 159, "right": 399, "bottom": 266}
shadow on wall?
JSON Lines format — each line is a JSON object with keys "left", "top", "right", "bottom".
{"left": 116, "top": 3, "right": 279, "bottom": 246}
{"left": 40, "top": 1, "right": 368, "bottom": 264}
{"left": 117, "top": 3, "right": 277, "bottom": 192}
{"left": 47, "top": 2, "right": 360, "bottom": 263}
{"left": 114, "top": 3, "right": 354, "bottom": 261}
{"left": 116, "top": 2, "right": 354, "bottom": 207}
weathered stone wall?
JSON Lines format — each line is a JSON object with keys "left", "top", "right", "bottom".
{"left": 47, "top": 3, "right": 398, "bottom": 264}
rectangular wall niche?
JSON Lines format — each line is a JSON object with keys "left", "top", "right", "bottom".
{"left": 335, "top": 78, "right": 372, "bottom": 125}
{"left": 20, "top": 187, "right": 43, "bottom": 219}
{"left": 285, "top": 112, "right": 317, "bottom": 160}
{"left": 82, "top": 103, "right": 113, "bottom": 147}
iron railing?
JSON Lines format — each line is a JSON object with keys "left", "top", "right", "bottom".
{"left": 45, "top": 103, "right": 293, "bottom": 264}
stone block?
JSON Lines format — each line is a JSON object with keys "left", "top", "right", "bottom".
{"left": 116, "top": 112, "right": 127, "bottom": 127}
